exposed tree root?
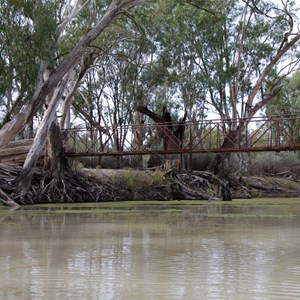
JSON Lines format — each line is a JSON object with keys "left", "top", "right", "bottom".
{"left": 0, "top": 163, "right": 107, "bottom": 206}
{"left": 1, "top": 163, "right": 299, "bottom": 206}
{"left": 0, "top": 188, "right": 19, "bottom": 207}
{"left": 0, "top": 163, "right": 227, "bottom": 205}
{"left": 168, "top": 171, "right": 231, "bottom": 201}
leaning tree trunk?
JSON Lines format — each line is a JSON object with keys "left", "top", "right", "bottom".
{"left": 17, "top": 81, "right": 66, "bottom": 197}
{"left": 137, "top": 106, "right": 186, "bottom": 171}
{"left": 14, "top": 0, "right": 138, "bottom": 197}
{"left": 0, "top": 0, "right": 137, "bottom": 151}
{"left": 212, "top": 129, "right": 238, "bottom": 177}
{"left": 44, "top": 120, "right": 67, "bottom": 179}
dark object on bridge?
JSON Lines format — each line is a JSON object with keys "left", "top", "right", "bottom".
{"left": 162, "top": 106, "right": 172, "bottom": 123}
{"left": 221, "top": 182, "right": 232, "bottom": 201}
{"left": 137, "top": 105, "right": 187, "bottom": 150}
{"left": 137, "top": 105, "right": 165, "bottom": 123}
{"left": 174, "top": 111, "right": 187, "bottom": 146}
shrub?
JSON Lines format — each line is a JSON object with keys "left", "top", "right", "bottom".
{"left": 123, "top": 170, "right": 151, "bottom": 191}
{"left": 188, "top": 153, "right": 216, "bottom": 171}
{"left": 249, "top": 151, "right": 300, "bottom": 176}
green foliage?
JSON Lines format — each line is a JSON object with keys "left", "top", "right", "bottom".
{"left": 0, "top": 0, "right": 57, "bottom": 120}
{"left": 267, "top": 71, "right": 300, "bottom": 115}
{"left": 150, "top": 170, "right": 166, "bottom": 185}
{"left": 190, "top": 153, "right": 216, "bottom": 171}
{"left": 266, "top": 70, "right": 300, "bottom": 147}
{"left": 250, "top": 152, "right": 300, "bottom": 175}
{"left": 122, "top": 169, "right": 166, "bottom": 192}
{"left": 0, "top": 0, "right": 299, "bottom": 177}
{"left": 123, "top": 169, "right": 151, "bottom": 191}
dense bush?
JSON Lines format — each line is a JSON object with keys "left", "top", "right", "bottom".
{"left": 188, "top": 153, "right": 216, "bottom": 171}
{"left": 249, "top": 152, "right": 300, "bottom": 176}
{"left": 74, "top": 150, "right": 300, "bottom": 178}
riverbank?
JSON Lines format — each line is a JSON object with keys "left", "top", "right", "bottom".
{"left": 0, "top": 163, "right": 299, "bottom": 206}
{"left": 83, "top": 168, "right": 300, "bottom": 200}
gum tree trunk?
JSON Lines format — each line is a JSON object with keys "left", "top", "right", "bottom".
{"left": 15, "top": 0, "right": 144, "bottom": 197}
{"left": 0, "top": 0, "right": 139, "bottom": 150}
{"left": 137, "top": 106, "right": 186, "bottom": 171}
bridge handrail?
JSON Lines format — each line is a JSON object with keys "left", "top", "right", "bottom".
{"left": 61, "top": 113, "right": 300, "bottom": 133}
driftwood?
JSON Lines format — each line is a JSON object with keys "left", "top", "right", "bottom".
{"left": 0, "top": 161, "right": 232, "bottom": 206}
{"left": 172, "top": 173, "right": 220, "bottom": 200}
{"left": 166, "top": 171, "right": 232, "bottom": 201}
{"left": 265, "top": 171, "right": 293, "bottom": 177}
{"left": 265, "top": 171, "right": 300, "bottom": 183}
{"left": 1, "top": 161, "right": 300, "bottom": 207}
{"left": 234, "top": 175, "right": 300, "bottom": 198}
{"left": 0, "top": 163, "right": 168, "bottom": 206}
{"left": 0, "top": 139, "right": 40, "bottom": 164}
{"left": 0, "top": 188, "right": 20, "bottom": 207}
{"left": 0, "top": 163, "right": 106, "bottom": 206}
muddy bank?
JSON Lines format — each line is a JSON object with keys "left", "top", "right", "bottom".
{"left": 84, "top": 169, "right": 300, "bottom": 200}
{"left": 232, "top": 174, "right": 300, "bottom": 198}
{"left": 0, "top": 163, "right": 299, "bottom": 206}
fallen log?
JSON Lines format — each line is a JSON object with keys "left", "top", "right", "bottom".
{"left": 173, "top": 173, "right": 220, "bottom": 200}
{"left": 166, "top": 171, "right": 233, "bottom": 201}
{"left": 0, "top": 188, "right": 19, "bottom": 207}
{"left": 0, "top": 139, "right": 44, "bottom": 164}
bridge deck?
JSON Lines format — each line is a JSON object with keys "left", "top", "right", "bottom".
{"left": 62, "top": 115, "right": 300, "bottom": 157}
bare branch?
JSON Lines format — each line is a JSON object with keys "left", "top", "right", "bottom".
{"left": 0, "top": 0, "right": 144, "bottom": 149}
{"left": 58, "top": 0, "right": 91, "bottom": 34}
{"left": 245, "top": 32, "right": 300, "bottom": 119}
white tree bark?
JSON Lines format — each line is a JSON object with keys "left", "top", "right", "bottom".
{"left": 14, "top": 0, "right": 145, "bottom": 196}
{"left": 245, "top": 32, "right": 300, "bottom": 120}
{"left": 60, "top": 57, "right": 92, "bottom": 129}
{"left": 0, "top": 0, "right": 144, "bottom": 149}
{"left": 18, "top": 77, "right": 69, "bottom": 196}
{"left": 58, "top": 0, "right": 91, "bottom": 34}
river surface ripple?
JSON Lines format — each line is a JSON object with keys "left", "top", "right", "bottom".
{"left": 0, "top": 199, "right": 300, "bottom": 300}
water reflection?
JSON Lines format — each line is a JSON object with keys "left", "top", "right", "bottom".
{"left": 0, "top": 201, "right": 300, "bottom": 299}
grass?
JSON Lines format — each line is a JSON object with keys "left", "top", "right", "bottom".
{"left": 281, "top": 180, "right": 300, "bottom": 190}
{"left": 122, "top": 169, "right": 166, "bottom": 191}
{"left": 4, "top": 197, "right": 299, "bottom": 209}
{"left": 1, "top": 198, "right": 300, "bottom": 218}
{"left": 122, "top": 169, "right": 150, "bottom": 191}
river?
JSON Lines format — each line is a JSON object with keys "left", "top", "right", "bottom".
{"left": 0, "top": 199, "right": 300, "bottom": 300}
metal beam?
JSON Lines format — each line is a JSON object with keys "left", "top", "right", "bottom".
{"left": 62, "top": 114, "right": 300, "bottom": 157}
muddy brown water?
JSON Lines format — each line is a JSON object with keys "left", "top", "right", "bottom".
{"left": 0, "top": 199, "right": 300, "bottom": 300}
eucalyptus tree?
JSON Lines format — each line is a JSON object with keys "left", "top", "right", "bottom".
{"left": 0, "top": 0, "right": 57, "bottom": 135}
{"left": 152, "top": 0, "right": 208, "bottom": 120}
{"left": 145, "top": 1, "right": 214, "bottom": 170}
{"left": 266, "top": 70, "right": 300, "bottom": 115}
{"left": 0, "top": 0, "right": 147, "bottom": 198}
{"left": 133, "top": 0, "right": 300, "bottom": 175}
{"left": 67, "top": 2, "right": 168, "bottom": 169}
{"left": 266, "top": 70, "right": 300, "bottom": 147}
{"left": 181, "top": 0, "right": 300, "bottom": 175}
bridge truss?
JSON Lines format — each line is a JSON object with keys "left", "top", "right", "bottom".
{"left": 62, "top": 114, "right": 300, "bottom": 157}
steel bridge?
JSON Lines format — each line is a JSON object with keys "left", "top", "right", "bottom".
{"left": 62, "top": 114, "right": 300, "bottom": 157}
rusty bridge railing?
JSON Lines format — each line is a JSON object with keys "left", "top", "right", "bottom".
{"left": 62, "top": 114, "right": 300, "bottom": 157}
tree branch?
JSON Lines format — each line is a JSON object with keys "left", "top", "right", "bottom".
{"left": 0, "top": 0, "right": 145, "bottom": 149}
{"left": 245, "top": 33, "right": 300, "bottom": 119}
